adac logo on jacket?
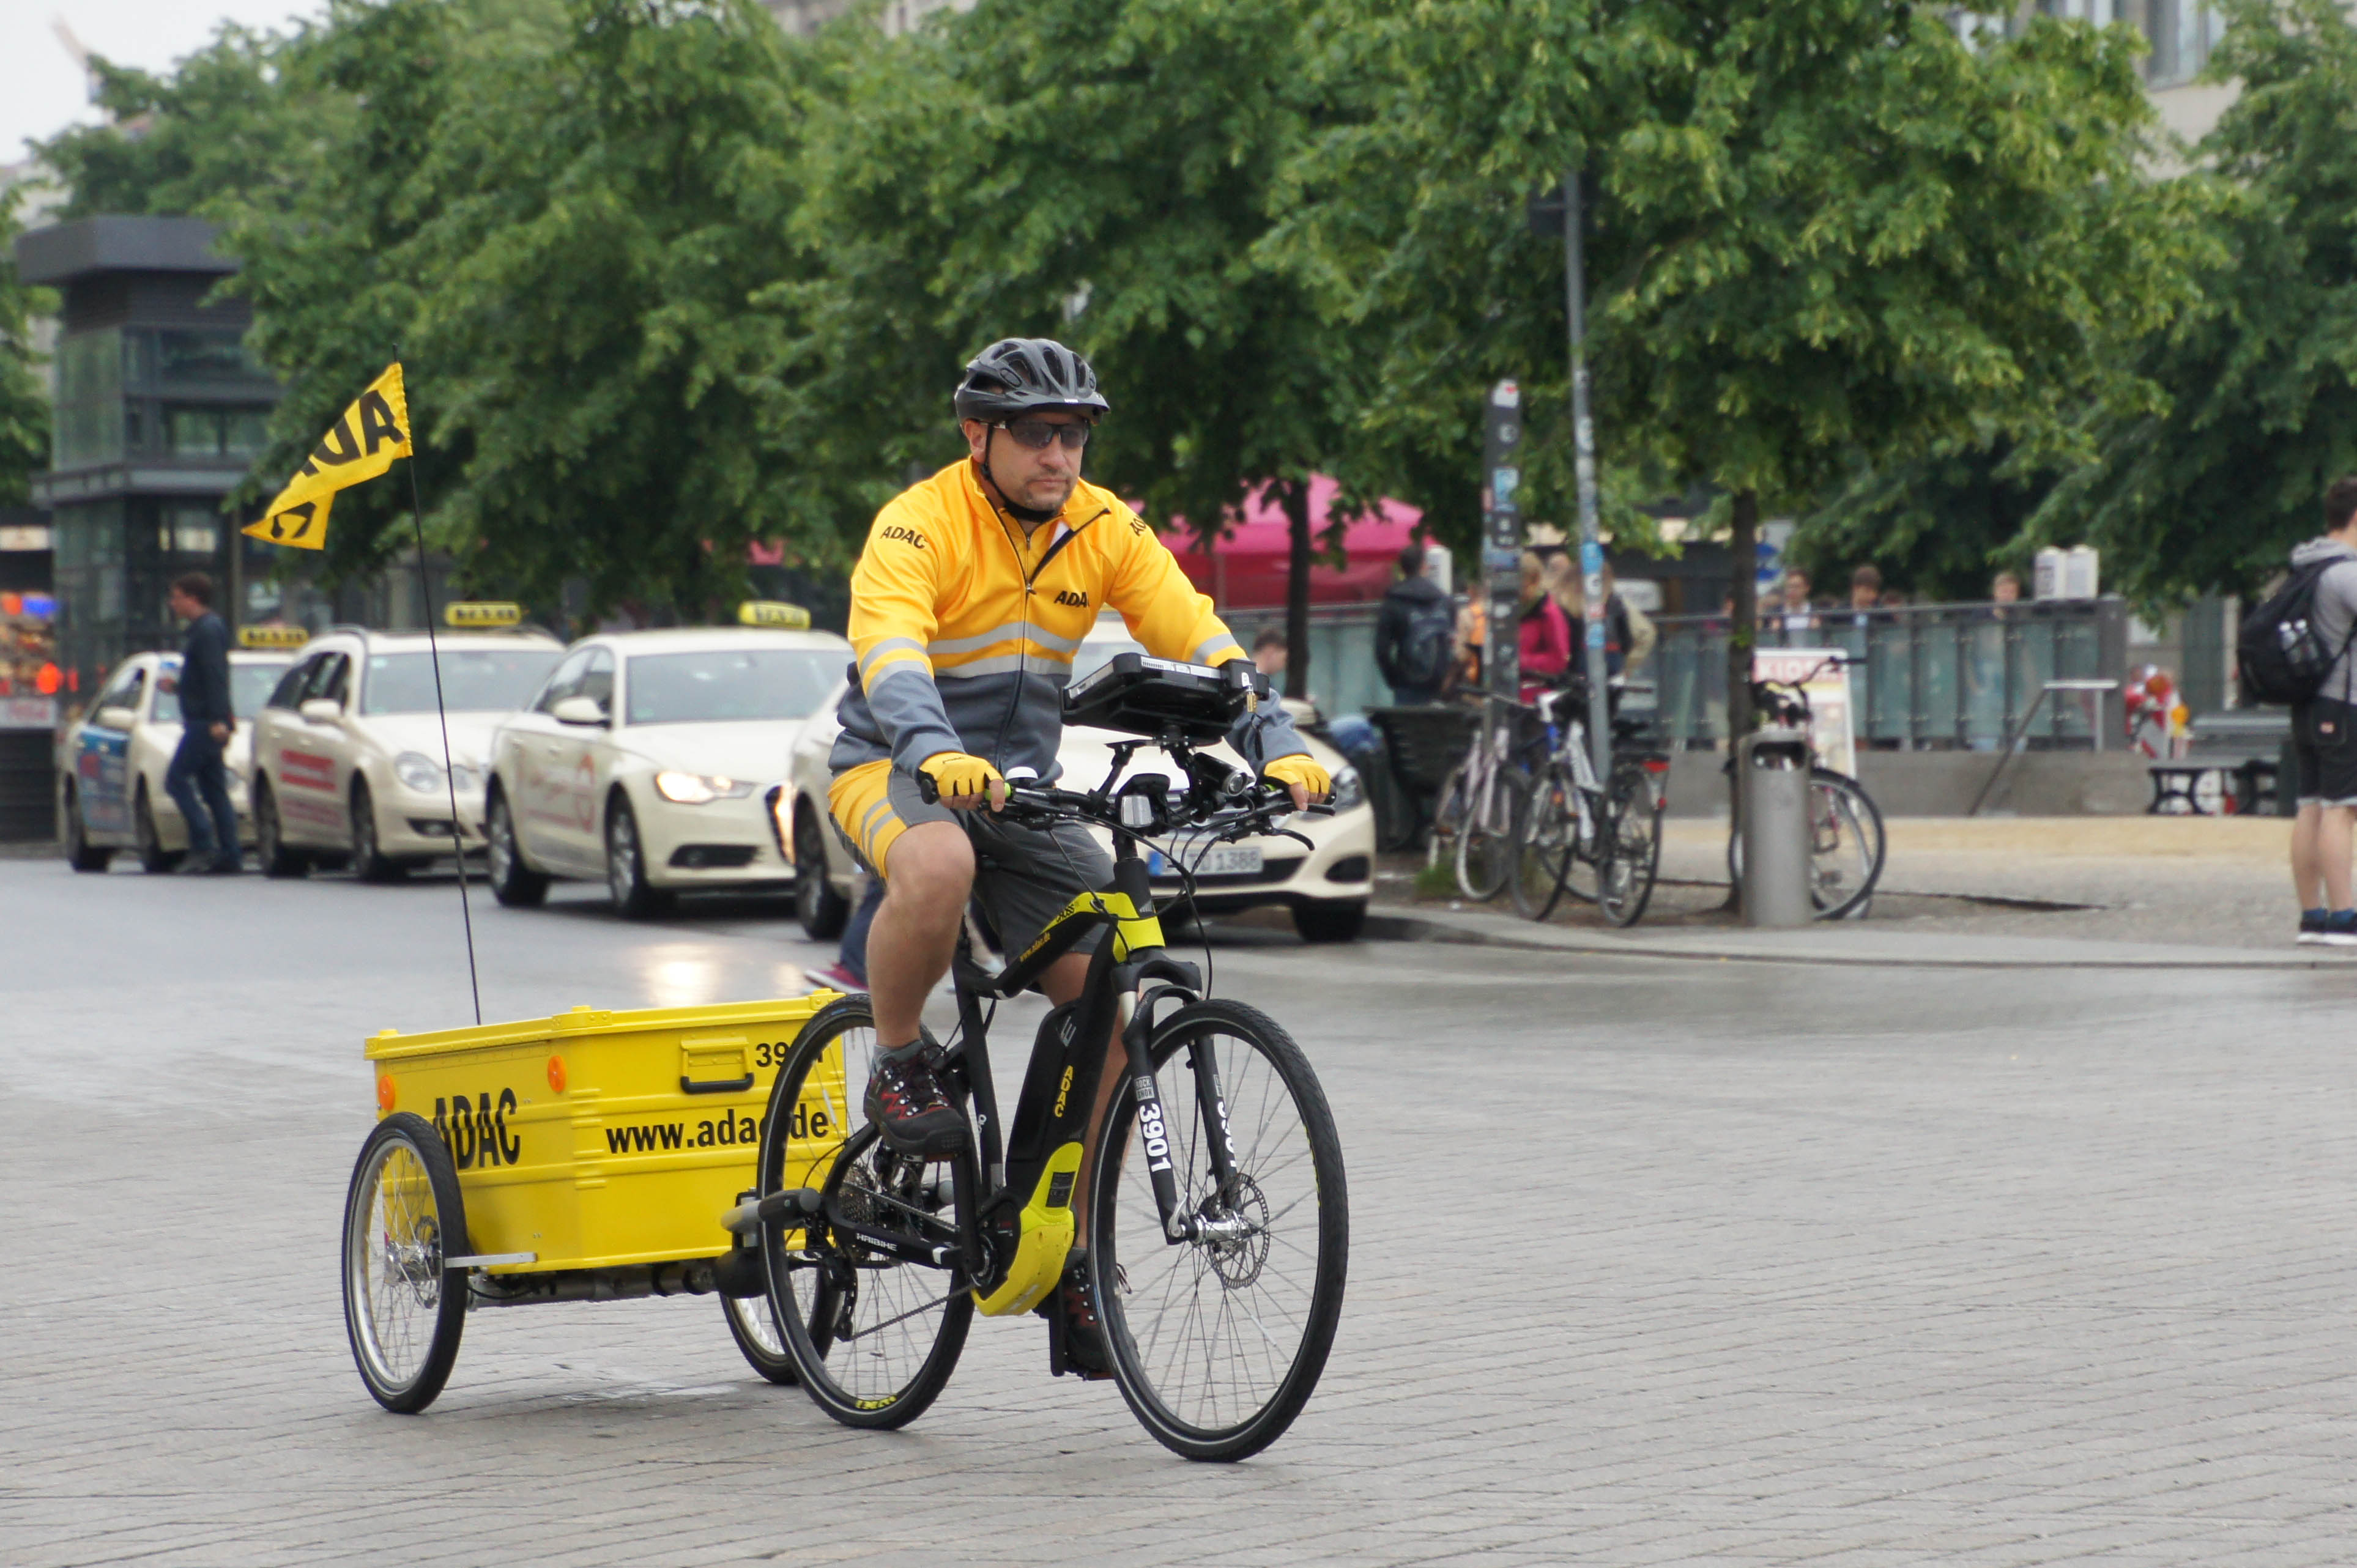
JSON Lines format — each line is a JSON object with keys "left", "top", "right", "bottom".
{"left": 879, "top": 524, "right": 927, "bottom": 549}
{"left": 1054, "top": 590, "right": 1089, "bottom": 608}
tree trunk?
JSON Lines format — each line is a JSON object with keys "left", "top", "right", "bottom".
{"left": 1282, "top": 478, "right": 1312, "bottom": 701}
{"left": 1724, "top": 487, "right": 1759, "bottom": 912}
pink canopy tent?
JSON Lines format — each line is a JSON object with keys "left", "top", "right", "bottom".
{"left": 1171, "top": 475, "right": 1423, "bottom": 611}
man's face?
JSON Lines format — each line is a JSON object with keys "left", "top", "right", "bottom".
{"left": 1253, "top": 645, "right": 1287, "bottom": 678}
{"left": 1850, "top": 582, "right": 1878, "bottom": 609}
{"left": 1783, "top": 574, "right": 1810, "bottom": 608}
{"left": 168, "top": 588, "right": 201, "bottom": 622}
{"left": 963, "top": 410, "right": 1088, "bottom": 517}
{"left": 1993, "top": 577, "right": 2021, "bottom": 605}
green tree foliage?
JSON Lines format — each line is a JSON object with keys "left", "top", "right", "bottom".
{"left": 787, "top": 0, "right": 1369, "bottom": 693}
{"left": 0, "top": 188, "right": 53, "bottom": 506}
{"left": 2033, "top": 0, "right": 2357, "bottom": 604}
{"left": 34, "top": 27, "right": 338, "bottom": 221}
{"left": 1283, "top": 0, "right": 2191, "bottom": 730}
{"left": 1789, "top": 441, "right": 2052, "bottom": 604}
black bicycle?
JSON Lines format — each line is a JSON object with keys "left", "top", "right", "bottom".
{"left": 1512, "top": 677, "right": 1670, "bottom": 926}
{"left": 739, "top": 656, "right": 1348, "bottom": 1462}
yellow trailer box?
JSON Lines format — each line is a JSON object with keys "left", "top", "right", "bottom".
{"left": 363, "top": 996, "right": 846, "bottom": 1274}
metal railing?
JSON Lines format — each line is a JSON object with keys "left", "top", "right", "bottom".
{"left": 1647, "top": 598, "right": 2129, "bottom": 750}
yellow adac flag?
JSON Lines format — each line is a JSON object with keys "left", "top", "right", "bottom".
{"left": 242, "top": 362, "right": 414, "bottom": 551}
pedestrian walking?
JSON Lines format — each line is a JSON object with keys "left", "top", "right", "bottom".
{"left": 161, "top": 572, "right": 240, "bottom": 875}
{"left": 807, "top": 875, "right": 883, "bottom": 993}
{"left": 1374, "top": 541, "right": 1456, "bottom": 706}
{"left": 2286, "top": 478, "right": 2357, "bottom": 945}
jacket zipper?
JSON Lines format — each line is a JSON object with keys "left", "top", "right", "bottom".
{"left": 985, "top": 497, "right": 1112, "bottom": 773}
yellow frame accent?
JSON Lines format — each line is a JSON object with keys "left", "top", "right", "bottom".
{"left": 973, "top": 1142, "right": 1085, "bottom": 1317}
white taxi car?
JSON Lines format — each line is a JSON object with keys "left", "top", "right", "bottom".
{"left": 248, "top": 625, "right": 566, "bottom": 880}
{"left": 780, "top": 618, "right": 1375, "bottom": 943}
{"left": 59, "top": 646, "right": 299, "bottom": 872}
{"left": 483, "top": 625, "right": 851, "bottom": 919}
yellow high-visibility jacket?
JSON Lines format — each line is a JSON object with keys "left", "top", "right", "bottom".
{"left": 830, "top": 460, "right": 1308, "bottom": 782}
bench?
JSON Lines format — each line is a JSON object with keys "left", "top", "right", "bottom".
{"left": 2146, "top": 710, "right": 2291, "bottom": 816}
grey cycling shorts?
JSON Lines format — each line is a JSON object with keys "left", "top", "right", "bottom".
{"left": 832, "top": 762, "right": 1113, "bottom": 963}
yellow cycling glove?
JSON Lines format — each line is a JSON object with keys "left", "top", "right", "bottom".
{"left": 919, "top": 750, "right": 1006, "bottom": 803}
{"left": 1261, "top": 753, "right": 1332, "bottom": 802}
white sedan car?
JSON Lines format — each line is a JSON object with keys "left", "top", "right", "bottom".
{"left": 484, "top": 626, "right": 851, "bottom": 919}
{"left": 780, "top": 619, "right": 1376, "bottom": 943}
{"left": 248, "top": 627, "right": 567, "bottom": 880}
{"left": 59, "top": 649, "right": 297, "bottom": 871}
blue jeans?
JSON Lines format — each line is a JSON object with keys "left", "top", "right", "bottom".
{"left": 836, "top": 877, "right": 885, "bottom": 985}
{"left": 165, "top": 726, "right": 238, "bottom": 860}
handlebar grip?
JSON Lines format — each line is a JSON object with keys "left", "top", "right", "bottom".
{"left": 915, "top": 769, "right": 940, "bottom": 805}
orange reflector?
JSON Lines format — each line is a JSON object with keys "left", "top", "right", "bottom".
{"left": 376, "top": 1075, "right": 397, "bottom": 1112}
{"left": 547, "top": 1056, "right": 567, "bottom": 1093}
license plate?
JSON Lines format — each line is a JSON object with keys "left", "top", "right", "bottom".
{"left": 1149, "top": 841, "right": 1263, "bottom": 878}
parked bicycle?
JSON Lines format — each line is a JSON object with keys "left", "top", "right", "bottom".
{"left": 1510, "top": 677, "right": 1670, "bottom": 926}
{"left": 1428, "top": 693, "right": 1545, "bottom": 901}
{"left": 738, "top": 662, "right": 1347, "bottom": 1462}
{"left": 1726, "top": 659, "right": 1886, "bottom": 920}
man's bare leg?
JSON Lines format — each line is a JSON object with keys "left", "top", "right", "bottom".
{"left": 2322, "top": 804, "right": 2355, "bottom": 911}
{"left": 866, "top": 822, "right": 974, "bottom": 1048}
{"left": 2293, "top": 802, "right": 2322, "bottom": 909}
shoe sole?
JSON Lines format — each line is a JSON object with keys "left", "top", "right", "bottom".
{"left": 863, "top": 1102, "right": 969, "bottom": 1158}
{"left": 2298, "top": 932, "right": 2325, "bottom": 945}
{"left": 2322, "top": 934, "right": 2357, "bottom": 947}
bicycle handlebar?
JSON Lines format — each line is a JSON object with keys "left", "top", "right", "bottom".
{"left": 912, "top": 755, "right": 1331, "bottom": 839}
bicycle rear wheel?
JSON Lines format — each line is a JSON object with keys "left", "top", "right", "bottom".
{"left": 1425, "top": 761, "right": 1470, "bottom": 868}
{"left": 1597, "top": 761, "right": 1665, "bottom": 928}
{"left": 1805, "top": 767, "right": 1884, "bottom": 920}
{"left": 1455, "top": 767, "right": 1527, "bottom": 901}
{"left": 1089, "top": 1000, "right": 1348, "bottom": 1462}
{"left": 755, "top": 997, "right": 971, "bottom": 1429}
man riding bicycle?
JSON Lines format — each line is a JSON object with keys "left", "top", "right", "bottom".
{"left": 826, "top": 337, "right": 1330, "bottom": 1363}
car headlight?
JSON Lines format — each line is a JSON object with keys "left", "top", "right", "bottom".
{"left": 1328, "top": 762, "right": 1365, "bottom": 812}
{"left": 655, "top": 770, "right": 754, "bottom": 805}
{"left": 393, "top": 752, "right": 443, "bottom": 793}
{"left": 447, "top": 763, "right": 479, "bottom": 794}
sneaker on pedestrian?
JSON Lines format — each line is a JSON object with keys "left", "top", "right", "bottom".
{"left": 206, "top": 852, "right": 243, "bottom": 875}
{"left": 2299, "top": 907, "right": 2330, "bottom": 945}
{"left": 2323, "top": 911, "right": 2357, "bottom": 947}
{"left": 864, "top": 1033, "right": 967, "bottom": 1155}
{"left": 174, "top": 853, "right": 217, "bottom": 876}
{"left": 806, "top": 961, "right": 866, "bottom": 994}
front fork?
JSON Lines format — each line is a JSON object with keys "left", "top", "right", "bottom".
{"left": 1109, "top": 855, "right": 1240, "bottom": 1245}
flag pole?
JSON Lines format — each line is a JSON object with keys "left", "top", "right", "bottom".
{"left": 403, "top": 447, "right": 483, "bottom": 1027}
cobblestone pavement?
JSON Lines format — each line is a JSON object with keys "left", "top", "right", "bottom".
{"left": 3, "top": 856, "right": 2354, "bottom": 1566}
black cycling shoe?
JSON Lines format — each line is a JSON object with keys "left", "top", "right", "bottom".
{"left": 1042, "top": 1251, "right": 1115, "bottom": 1380}
{"left": 864, "top": 1034, "right": 968, "bottom": 1156}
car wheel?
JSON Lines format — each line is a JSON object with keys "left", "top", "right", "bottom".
{"left": 133, "top": 782, "right": 183, "bottom": 873}
{"left": 62, "top": 784, "right": 113, "bottom": 872}
{"left": 350, "top": 778, "right": 406, "bottom": 883}
{"left": 485, "top": 787, "right": 549, "bottom": 908}
{"left": 1291, "top": 899, "right": 1367, "bottom": 944}
{"left": 254, "top": 778, "right": 311, "bottom": 879}
{"left": 794, "top": 805, "right": 850, "bottom": 941}
{"left": 604, "top": 793, "right": 673, "bottom": 920}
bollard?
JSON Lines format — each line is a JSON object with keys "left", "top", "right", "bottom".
{"left": 1739, "top": 726, "right": 1814, "bottom": 928}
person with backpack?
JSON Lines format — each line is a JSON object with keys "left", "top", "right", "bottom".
{"left": 1376, "top": 541, "right": 1456, "bottom": 705}
{"left": 2251, "top": 477, "right": 2357, "bottom": 944}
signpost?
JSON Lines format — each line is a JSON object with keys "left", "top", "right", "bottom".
{"left": 1561, "top": 169, "right": 1613, "bottom": 783}
{"left": 1482, "top": 381, "right": 1524, "bottom": 710}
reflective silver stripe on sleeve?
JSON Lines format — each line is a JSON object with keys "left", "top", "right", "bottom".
{"left": 934, "top": 651, "right": 1075, "bottom": 679}
{"left": 1191, "top": 635, "right": 1241, "bottom": 666}
{"left": 858, "top": 637, "right": 928, "bottom": 680}
{"left": 927, "top": 621, "right": 1083, "bottom": 657}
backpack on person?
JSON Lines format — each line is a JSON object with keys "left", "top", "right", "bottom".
{"left": 1394, "top": 596, "right": 1457, "bottom": 693}
{"left": 2239, "top": 560, "right": 2357, "bottom": 705}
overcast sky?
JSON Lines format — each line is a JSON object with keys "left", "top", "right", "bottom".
{"left": 3, "top": 1, "right": 327, "bottom": 171}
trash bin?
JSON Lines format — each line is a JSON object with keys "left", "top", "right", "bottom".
{"left": 1739, "top": 726, "right": 1812, "bottom": 928}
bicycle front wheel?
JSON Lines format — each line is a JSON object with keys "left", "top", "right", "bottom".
{"left": 1455, "top": 767, "right": 1527, "bottom": 901}
{"left": 1806, "top": 767, "right": 1884, "bottom": 920}
{"left": 755, "top": 997, "right": 972, "bottom": 1430}
{"left": 1090, "top": 1000, "right": 1348, "bottom": 1462}
{"left": 1597, "top": 761, "right": 1665, "bottom": 928}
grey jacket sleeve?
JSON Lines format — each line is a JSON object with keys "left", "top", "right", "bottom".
{"left": 1229, "top": 699, "right": 1310, "bottom": 771}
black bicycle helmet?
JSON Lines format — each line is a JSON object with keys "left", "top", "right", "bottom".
{"left": 954, "top": 337, "right": 1110, "bottom": 424}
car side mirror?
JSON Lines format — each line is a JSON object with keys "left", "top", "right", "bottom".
{"left": 299, "top": 698, "right": 343, "bottom": 723}
{"left": 95, "top": 706, "right": 137, "bottom": 731}
{"left": 551, "top": 695, "right": 608, "bottom": 727}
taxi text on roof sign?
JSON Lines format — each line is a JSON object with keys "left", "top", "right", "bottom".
{"left": 445, "top": 602, "right": 522, "bottom": 629}
{"left": 238, "top": 624, "right": 310, "bottom": 649}
{"left": 738, "top": 601, "right": 811, "bottom": 629}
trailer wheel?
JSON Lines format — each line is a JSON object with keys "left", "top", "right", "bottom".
{"left": 722, "top": 1292, "right": 800, "bottom": 1386}
{"left": 343, "top": 1112, "right": 469, "bottom": 1413}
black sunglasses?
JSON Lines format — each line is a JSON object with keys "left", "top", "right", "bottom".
{"left": 998, "top": 418, "right": 1093, "bottom": 451}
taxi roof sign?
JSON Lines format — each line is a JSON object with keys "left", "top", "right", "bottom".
{"left": 738, "top": 601, "right": 811, "bottom": 629}
{"left": 445, "top": 601, "right": 523, "bottom": 629}
{"left": 238, "top": 624, "right": 309, "bottom": 650}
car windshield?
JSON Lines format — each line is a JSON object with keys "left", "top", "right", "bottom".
{"left": 153, "top": 663, "right": 286, "bottom": 724}
{"left": 624, "top": 648, "right": 841, "bottom": 725}
{"left": 1072, "top": 634, "right": 1148, "bottom": 685}
{"left": 360, "top": 649, "right": 563, "bottom": 715}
